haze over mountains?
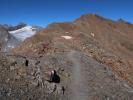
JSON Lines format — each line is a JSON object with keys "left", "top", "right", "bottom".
{"left": 0, "top": 14, "right": 133, "bottom": 100}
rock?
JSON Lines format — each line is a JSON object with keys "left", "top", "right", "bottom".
{"left": 30, "top": 80, "right": 39, "bottom": 87}
{"left": 45, "top": 82, "right": 57, "bottom": 94}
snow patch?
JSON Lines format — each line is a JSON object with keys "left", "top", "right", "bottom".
{"left": 7, "top": 45, "right": 14, "bottom": 49}
{"left": 61, "top": 36, "right": 72, "bottom": 39}
{"left": 9, "top": 26, "right": 36, "bottom": 41}
{"left": 65, "top": 32, "right": 69, "bottom": 34}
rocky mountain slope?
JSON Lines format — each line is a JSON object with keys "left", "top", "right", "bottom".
{"left": 0, "top": 14, "right": 133, "bottom": 100}
{"left": 0, "top": 51, "right": 133, "bottom": 100}
{"left": 0, "top": 26, "right": 19, "bottom": 52}
{"left": 13, "top": 14, "right": 133, "bottom": 84}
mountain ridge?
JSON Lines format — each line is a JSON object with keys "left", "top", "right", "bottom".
{"left": 12, "top": 14, "right": 133, "bottom": 85}
{"left": 0, "top": 14, "right": 133, "bottom": 99}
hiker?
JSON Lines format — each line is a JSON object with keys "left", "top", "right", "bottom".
{"left": 49, "top": 70, "right": 60, "bottom": 83}
{"left": 62, "top": 86, "right": 65, "bottom": 95}
{"left": 25, "top": 59, "right": 29, "bottom": 66}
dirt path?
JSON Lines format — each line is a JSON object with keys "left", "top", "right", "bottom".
{"left": 67, "top": 50, "right": 88, "bottom": 100}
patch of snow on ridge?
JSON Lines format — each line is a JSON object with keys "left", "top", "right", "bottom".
{"left": 61, "top": 36, "right": 72, "bottom": 39}
{"left": 9, "top": 26, "right": 36, "bottom": 41}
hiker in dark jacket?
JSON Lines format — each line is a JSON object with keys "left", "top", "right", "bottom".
{"left": 49, "top": 70, "right": 60, "bottom": 83}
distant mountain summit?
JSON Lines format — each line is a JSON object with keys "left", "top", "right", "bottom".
{"left": 0, "top": 24, "right": 43, "bottom": 52}
{"left": 9, "top": 26, "right": 37, "bottom": 41}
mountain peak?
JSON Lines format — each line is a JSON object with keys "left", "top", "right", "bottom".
{"left": 75, "top": 14, "right": 105, "bottom": 22}
{"left": 117, "top": 18, "right": 132, "bottom": 25}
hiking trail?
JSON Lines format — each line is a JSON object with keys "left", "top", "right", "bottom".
{"left": 67, "top": 50, "right": 88, "bottom": 100}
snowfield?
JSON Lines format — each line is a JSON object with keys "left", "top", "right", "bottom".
{"left": 9, "top": 26, "right": 36, "bottom": 41}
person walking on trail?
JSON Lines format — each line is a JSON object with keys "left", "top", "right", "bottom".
{"left": 49, "top": 70, "right": 60, "bottom": 83}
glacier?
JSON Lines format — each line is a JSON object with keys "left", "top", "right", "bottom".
{"left": 9, "top": 26, "right": 36, "bottom": 41}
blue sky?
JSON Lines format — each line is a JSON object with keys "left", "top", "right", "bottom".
{"left": 0, "top": 0, "right": 133, "bottom": 26}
